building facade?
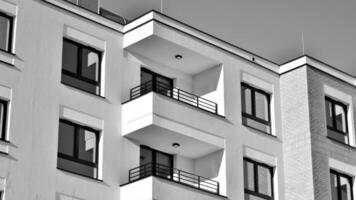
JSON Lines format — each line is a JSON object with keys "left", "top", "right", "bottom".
{"left": 0, "top": 0, "right": 355, "bottom": 199}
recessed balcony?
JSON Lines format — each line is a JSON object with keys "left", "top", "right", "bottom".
{"left": 130, "top": 80, "right": 219, "bottom": 115}
{"left": 127, "top": 162, "right": 220, "bottom": 194}
{"left": 120, "top": 163, "right": 227, "bottom": 200}
{"left": 121, "top": 79, "right": 229, "bottom": 159}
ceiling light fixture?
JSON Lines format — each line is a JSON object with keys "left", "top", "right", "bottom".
{"left": 172, "top": 142, "right": 180, "bottom": 148}
{"left": 175, "top": 54, "right": 183, "bottom": 60}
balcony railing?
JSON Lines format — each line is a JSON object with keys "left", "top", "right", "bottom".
{"left": 128, "top": 162, "right": 220, "bottom": 195}
{"left": 129, "top": 80, "right": 219, "bottom": 115}
{"left": 63, "top": 0, "right": 129, "bottom": 25}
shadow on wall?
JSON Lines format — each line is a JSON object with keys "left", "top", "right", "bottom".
{"left": 193, "top": 65, "right": 224, "bottom": 115}
{"left": 56, "top": 192, "right": 84, "bottom": 200}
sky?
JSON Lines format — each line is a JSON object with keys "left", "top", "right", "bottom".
{"left": 103, "top": 0, "right": 356, "bottom": 76}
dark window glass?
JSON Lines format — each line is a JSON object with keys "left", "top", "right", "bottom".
{"left": 139, "top": 146, "right": 173, "bottom": 179}
{"left": 78, "top": 0, "right": 99, "bottom": 13}
{"left": 140, "top": 68, "right": 173, "bottom": 96}
{"left": 58, "top": 122, "right": 75, "bottom": 156}
{"left": 57, "top": 119, "right": 99, "bottom": 179}
{"left": 61, "top": 39, "right": 101, "bottom": 95}
{"left": 241, "top": 83, "right": 271, "bottom": 134}
{"left": 0, "top": 100, "right": 8, "bottom": 141}
{"left": 330, "top": 170, "right": 353, "bottom": 200}
{"left": 325, "top": 97, "right": 349, "bottom": 144}
{"left": 244, "top": 158, "right": 274, "bottom": 200}
{"left": 62, "top": 41, "right": 78, "bottom": 73}
{"left": 0, "top": 13, "right": 13, "bottom": 52}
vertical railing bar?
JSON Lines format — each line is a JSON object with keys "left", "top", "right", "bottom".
{"left": 198, "top": 176, "right": 201, "bottom": 189}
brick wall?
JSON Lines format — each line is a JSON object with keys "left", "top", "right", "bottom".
{"left": 307, "top": 66, "right": 356, "bottom": 200}
{"left": 280, "top": 66, "right": 315, "bottom": 200}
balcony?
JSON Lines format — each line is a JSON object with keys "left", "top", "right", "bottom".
{"left": 121, "top": 163, "right": 227, "bottom": 200}
{"left": 130, "top": 80, "right": 219, "bottom": 115}
{"left": 122, "top": 78, "right": 228, "bottom": 159}
{"left": 128, "top": 162, "right": 220, "bottom": 194}
{"left": 62, "top": 0, "right": 129, "bottom": 24}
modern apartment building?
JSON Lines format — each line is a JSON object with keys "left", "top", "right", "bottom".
{"left": 0, "top": 0, "right": 355, "bottom": 199}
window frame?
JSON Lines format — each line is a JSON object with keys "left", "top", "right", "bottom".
{"left": 0, "top": 99, "right": 8, "bottom": 142}
{"left": 61, "top": 38, "right": 102, "bottom": 96}
{"left": 0, "top": 11, "right": 13, "bottom": 53}
{"left": 241, "top": 82, "right": 272, "bottom": 133}
{"left": 325, "top": 96, "right": 349, "bottom": 134}
{"left": 57, "top": 119, "right": 100, "bottom": 179}
{"left": 330, "top": 169, "right": 354, "bottom": 200}
{"left": 244, "top": 158, "right": 274, "bottom": 200}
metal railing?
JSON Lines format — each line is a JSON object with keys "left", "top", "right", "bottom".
{"left": 128, "top": 162, "right": 220, "bottom": 194}
{"left": 130, "top": 80, "right": 218, "bottom": 114}
{"left": 63, "top": 0, "right": 129, "bottom": 25}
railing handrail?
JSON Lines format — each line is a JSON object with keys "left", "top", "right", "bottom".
{"left": 129, "top": 80, "right": 219, "bottom": 114}
{"left": 128, "top": 162, "right": 220, "bottom": 194}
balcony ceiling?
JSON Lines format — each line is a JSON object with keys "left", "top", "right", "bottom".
{"left": 125, "top": 35, "right": 220, "bottom": 74}
{"left": 126, "top": 124, "right": 222, "bottom": 159}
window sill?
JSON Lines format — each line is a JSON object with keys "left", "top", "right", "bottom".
{"left": 57, "top": 167, "right": 103, "bottom": 183}
{"left": 242, "top": 123, "right": 277, "bottom": 138}
{"left": 0, "top": 49, "right": 15, "bottom": 66}
{"left": 327, "top": 136, "right": 356, "bottom": 150}
{"left": 61, "top": 82, "right": 106, "bottom": 100}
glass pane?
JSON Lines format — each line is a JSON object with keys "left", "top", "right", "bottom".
{"left": 0, "top": 15, "right": 10, "bottom": 51}
{"left": 242, "top": 117, "right": 271, "bottom": 134}
{"left": 335, "top": 104, "right": 347, "bottom": 133}
{"left": 140, "top": 147, "right": 152, "bottom": 165}
{"left": 340, "top": 176, "right": 352, "bottom": 200}
{"left": 0, "top": 103, "right": 5, "bottom": 139}
{"left": 78, "top": 0, "right": 99, "bottom": 13}
{"left": 81, "top": 48, "right": 99, "bottom": 81}
{"left": 78, "top": 129, "right": 97, "bottom": 163}
{"left": 325, "top": 100, "right": 334, "bottom": 127}
{"left": 141, "top": 70, "right": 153, "bottom": 84}
{"left": 330, "top": 173, "right": 338, "bottom": 200}
{"left": 62, "top": 74, "right": 99, "bottom": 94}
{"left": 156, "top": 76, "right": 173, "bottom": 96}
{"left": 57, "top": 157, "right": 97, "bottom": 178}
{"left": 255, "top": 92, "right": 269, "bottom": 121}
{"left": 62, "top": 40, "right": 78, "bottom": 73}
{"left": 258, "top": 165, "right": 272, "bottom": 196}
{"left": 244, "top": 160, "right": 255, "bottom": 191}
{"left": 58, "top": 122, "right": 75, "bottom": 156}
{"left": 242, "top": 86, "right": 252, "bottom": 115}
{"left": 156, "top": 152, "right": 172, "bottom": 178}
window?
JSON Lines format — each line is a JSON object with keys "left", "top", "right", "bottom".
{"left": 0, "top": 12, "right": 13, "bottom": 53}
{"left": 330, "top": 170, "right": 353, "bottom": 200}
{"left": 57, "top": 119, "right": 99, "bottom": 179}
{"left": 61, "top": 38, "right": 101, "bottom": 95}
{"left": 244, "top": 158, "right": 274, "bottom": 200}
{"left": 0, "top": 100, "right": 7, "bottom": 141}
{"left": 140, "top": 68, "right": 173, "bottom": 96}
{"left": 140, "top": 145, "right": 173, "bottom": 179}
{"left": 65, "top": 0, "right": 100, "bottom": 13}
{"left": 325, "top": 97, "right": 349, "bottom": 144}
{"left": 241, "top": 83, "right": 271, "bottom": 134}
